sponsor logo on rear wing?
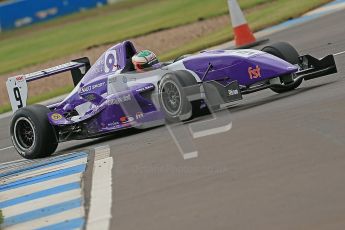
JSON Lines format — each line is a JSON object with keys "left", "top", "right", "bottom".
{"left": 6, "top": 58, "right": 90, "bottom": 113}
{"left": 6, "top": 75, "right": 28, "bottom": 112}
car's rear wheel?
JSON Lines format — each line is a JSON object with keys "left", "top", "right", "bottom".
{"left": 10, "top": 104, "right": 58, "bottom": 159}
{"left": 262, "top": 42, "right": 303, "bottom": 93}
{"left": 159, "top": 72, "right": 196, "bottom": 122}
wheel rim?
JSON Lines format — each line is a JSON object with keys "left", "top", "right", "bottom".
{"left": 13, "top": 117, "right": 35, "bottom": 151}
{"left": 160, "top": 81, "right": 182, "bottom": 116}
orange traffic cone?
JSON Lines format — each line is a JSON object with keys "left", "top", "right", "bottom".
{"left": 227, "top": 0, "right": 267, "bottom": 48}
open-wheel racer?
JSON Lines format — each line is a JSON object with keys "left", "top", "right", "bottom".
{"left": 6, "top": 41, "right": 337, "bottom": 159}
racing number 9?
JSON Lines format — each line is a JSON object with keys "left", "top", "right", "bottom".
{"left": 13, "top": 87, "right": 23, "bottom": 109}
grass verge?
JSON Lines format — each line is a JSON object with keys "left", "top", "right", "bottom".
{"left": 160, "top": 0, "right": 332, "bottom": 61}
{"left": 0, "top": 210, "right": 3, "bottom": 225}
{"left": 0, "top": 0, "right": 272, "bottom": 75}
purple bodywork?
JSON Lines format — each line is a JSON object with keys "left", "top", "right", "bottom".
{"left": 183, "top": 50, "right": 297, "bottom": 85}
{"left": 44, "top": 40, "right": 297, "bottom": 140}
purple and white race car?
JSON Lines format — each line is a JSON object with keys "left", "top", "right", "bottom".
{"left": 6, "top": 40, "right": 337, "bottom": 159}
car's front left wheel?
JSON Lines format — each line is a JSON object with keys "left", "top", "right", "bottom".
{"left": 10, "top": 104, "right": 58, "bottom": 159}
{"left": 262, "top": 42, "right": 303, "bottom": 93}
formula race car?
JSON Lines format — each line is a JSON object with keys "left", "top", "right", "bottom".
{"left": 6, "top": 41, "right": 337, "bottom": 159}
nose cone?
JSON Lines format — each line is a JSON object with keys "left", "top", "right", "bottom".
{"left": 249, "top": 53, "right": 298, "bottom": 76}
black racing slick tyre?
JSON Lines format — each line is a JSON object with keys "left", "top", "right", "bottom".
{"left": 158, "top": 72, "right": 196, "bottom": 123}
{"left": 10, "top": 104, "right": 58, "bottom": 159}
{"left": 262, "top": 42, "right": 303, "bottom": 93}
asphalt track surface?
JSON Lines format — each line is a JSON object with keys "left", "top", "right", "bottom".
{"left": 1, "top": 9, "right": 345, "bottom": 230}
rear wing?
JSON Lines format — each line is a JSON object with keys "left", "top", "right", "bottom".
{"left": 6, "top": 57, "right": 91, "bottom": 113}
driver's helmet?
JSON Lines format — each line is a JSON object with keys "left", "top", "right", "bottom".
{"left": 132, "top": 50, "right": 160, "bottom": 71}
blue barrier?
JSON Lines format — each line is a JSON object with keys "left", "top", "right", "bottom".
{"left": 0, "top": 0, "right": 109, "bottom": 31}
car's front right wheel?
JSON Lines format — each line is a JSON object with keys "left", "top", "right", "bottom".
{"left": 158, "top": 73, "right": 194, "bottom": 123}
{"left": 10, "top": 104, "right": 58, "bottom": 159}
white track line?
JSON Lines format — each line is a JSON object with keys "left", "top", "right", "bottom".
{"left": 0, "top": 146, "right": 14, "bottom": 151}
{"left": 334, "top": 50, "right": 345, "bottom": 56}
{"left": 2, "top": 189, "right": 82, "bottom": 217}
{"left": 6, "top": 207, "right": 84, "bottom": 230}
{"left": 87, "top": 146, "right": 113, "bottom": 230}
